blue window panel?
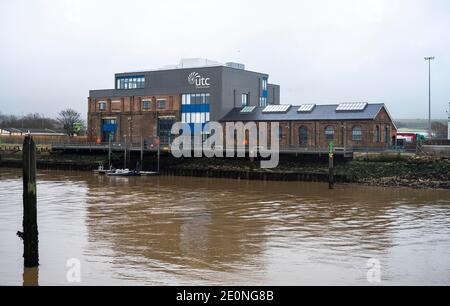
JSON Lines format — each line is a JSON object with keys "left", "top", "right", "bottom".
{"left": 188, "top": 123, "right": 206, "bottom": 135}
{"left": 261, "top": 90, "right": 268, "bottom": 98}
{"left": 181, "top": 104, "right": 210, "bottom": 113}
{"left": 102, "top": 124, "right": 117, "bottom": 132}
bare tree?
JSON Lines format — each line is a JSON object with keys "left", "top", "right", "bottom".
{"left": 57, "top": 109, "right": 85, "bottom": 136}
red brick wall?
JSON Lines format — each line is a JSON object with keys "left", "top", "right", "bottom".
{"left": 87, "top": 94, "right": 181, "bottom": 142}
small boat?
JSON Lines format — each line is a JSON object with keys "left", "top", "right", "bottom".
{"left": 106, "top": 169, "right": 141, "bottom": 177}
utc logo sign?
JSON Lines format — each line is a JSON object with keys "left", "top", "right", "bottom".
{"left": 188, "top": 72, "right": 210, "bottom": 88}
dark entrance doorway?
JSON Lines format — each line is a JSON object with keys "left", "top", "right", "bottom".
{"left": 158, "top": 117, "right": 176, "bottom": 145}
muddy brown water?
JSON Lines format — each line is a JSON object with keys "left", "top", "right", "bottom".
{"left": 0, "top": 168, "right": 449, "bottom": 285}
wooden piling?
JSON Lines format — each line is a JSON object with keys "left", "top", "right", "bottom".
{"left": 18, "top": 135, "right": 39, "bottom": 267}
{"left": 329, "top": 154, "right": 334, "bottom": 189}
{"left": 328, "top": 142, "right": 334, "bottom": 189}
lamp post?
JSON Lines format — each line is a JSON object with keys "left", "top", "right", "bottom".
{"left": 448, "top": 102, "right": 450, "bottom": 140}
{"left": 424, "top": 56, "right": 435, "bottom": 138}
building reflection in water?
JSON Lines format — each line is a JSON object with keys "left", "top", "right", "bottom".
{"left": 81, "top": 174, "right": 450, "bottom": 284}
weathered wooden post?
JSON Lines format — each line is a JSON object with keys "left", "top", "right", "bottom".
{"left": 328, "top": 142, "right": 334, "bottom": 189}
{"left": 108, "top": 134, "right": 112, "bottom": 170}
{"left": 156, "top": 137, "right": 160, "bottom": 173}
{"left": 17, "top": 135, "right": 39, "bottom": 267}
{"left": 140, "top": 135, "right": 144, "bottom": 171}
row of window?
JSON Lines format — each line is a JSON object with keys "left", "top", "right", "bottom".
{"left": 182, "top": 93, "right": 210, "bottom": 105}
{"left": 294, "top": 125, "right": 389, "bottom": 143}
{"left": 97, "top": 99, "right": 166, "bottom": 111}
{"left": 116, "top": 76, "right": 145, "bottom": 89}
{"left": 181, "top": 112, "right": 210, "bottom": 124}
{"left": 143, "top": 99, "right": 166, "bottom": 109}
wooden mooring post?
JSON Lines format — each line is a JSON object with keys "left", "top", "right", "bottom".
{"left": 328, "top": 142, "right": 334, "bottom": 189}
{"left": 17, "top": 135, "right": 39, "bottom": 267}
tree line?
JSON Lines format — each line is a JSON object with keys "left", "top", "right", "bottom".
{"left": 0, "top": 109, "right": 86, "bottom": 136}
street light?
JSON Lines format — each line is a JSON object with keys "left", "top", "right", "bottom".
{"left": 424, "top": 56, "right": 435, "bottom": 138}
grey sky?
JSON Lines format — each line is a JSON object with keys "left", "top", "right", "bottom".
{"left": 1, "top": 0, "right": 449, "bottom": 119}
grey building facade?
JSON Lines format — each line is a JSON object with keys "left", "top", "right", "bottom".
{"left": 87, "top": 59, "right": 280, "bottom": 142}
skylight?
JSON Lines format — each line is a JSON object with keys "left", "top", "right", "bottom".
{"left": 298, "top": 104, "right": 316, "bottom": 112}
{"left": 336, "top": 102, "right": 368, "bottom": 112}
{"left": 262, "top": 104, "right": 291, "bottom": 113}
{"left": 240, "top": 106, "right": 256, "bottom": 113}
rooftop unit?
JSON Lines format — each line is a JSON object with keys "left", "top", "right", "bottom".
{"left": 336, "top": 102, "right": 368, "bottom": 112}
{"left": 157, "top": 58, "right": 224, "bottom": 70}
{"left": 226, "top": 62, "right": 245, "bottom": 70}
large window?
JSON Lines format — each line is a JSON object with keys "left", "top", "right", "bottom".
{"left": 299, "top": 126, "right": 308, "bottom": 145}
{"left": 142, "top": 100, "right": 151, "bottom": 110}
{"left": 384, "top": 126, "right": 389, "bottom": 143}
{"left": 262, "top": 78, "right": 268, "bottom": 91}
{"left": 181, "top": 93, "right": 210, "bottom": 104}
{"left": 352, "top": 126, "right": 362, "bottom": 141}
{"left": 181, "top": 111, "right": 210, "bottom": 124}
{"left": 375, "top": 125, "right": 380, "bottom": 143}
{"left": 259, "top": 96, "right": 267, "bottom": 107}
{"left": 241, "top": 93, "right": 249, "bottom": 106}
{"left": 116, "top": 76, "right": 145, "bottom": 89}
{"left": 157, "top": 99, "right": 166, "bottom": 109}
{"left": 325, "top": 126, "right": 334, "bottom": 141}
{"left": 181, "top": 93, "right": 210, "bottom": 126}
{"left": 98, "top": 101, "right": 107, "bottom": 111}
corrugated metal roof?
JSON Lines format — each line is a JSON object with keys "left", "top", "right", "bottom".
{"left": 220, "top": 103, "right": 386, "bottom": 122}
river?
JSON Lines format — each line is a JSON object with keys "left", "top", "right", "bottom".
{"left": 1, "top": 168, "right": 450, "bottom": 285}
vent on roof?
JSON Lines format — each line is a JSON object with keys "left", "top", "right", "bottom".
{"left": 240, "top": 106, "right": 256, "bottom": 113}
{"left": 336, "top": 102, "right": 368, "bottom": 112}
{"left": 262, "top": 104, "right": 291, "bottom": 113}
{"left": 298, "top": 104, "right": 316, "bottom": 112}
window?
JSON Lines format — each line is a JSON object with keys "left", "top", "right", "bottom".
{"left": 325, "top": 126, "right": 334, "bottom": 141}
{"left": 98, "top": 101, "right": 107, "bottom": 111}
{"left": 241, "top": 93, "right": 249, "bottom": 106}
{"left": 157, "top": 99, "right": 166, "bottom": 109}
{"left": 262, "top": 78, "right": 268, "bottom": 91}
{"left": 384, "top": 126, "right": 389, "bottom": 143}
{"left": 143, "top": 100, "right": 151, "bottom": 110}
{"left": 182, "top": 93, "right": 210, "bottom": 104}
{"left": 375, "top": 126, "right": 380, "bottom": 143}
{"left": 352, "top": 126, "right": 362, "bottom": 141}
{"left": 299, "top": 126, "right": 308, "bottom": 145}
{"left": 259, "top": 96, "right": 267, "bottom": 107}
{"left": 278, "top": 126, "right": 283, "bottom": 139}
{"left": 116, "top": 76, "right": 145, "bottom": 89}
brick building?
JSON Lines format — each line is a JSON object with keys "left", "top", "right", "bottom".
{"left": 220, "top": 103, "right": 397, "bottom": 149}
{"left": 87, "top": 59, "right": 397, "bottom": 150}
{"left": 87, "top": 58, "right": 280, "bottom": 144}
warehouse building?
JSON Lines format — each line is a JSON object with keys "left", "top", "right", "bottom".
{"left": 220, "top": 103, "right": 397, "bottom": 149}
{"left": 87, "top": 58, "right": 280, "bottom": 143}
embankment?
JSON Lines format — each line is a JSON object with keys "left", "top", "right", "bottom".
{"left": 1, "top": 150, "right": 449, "bottom": 189}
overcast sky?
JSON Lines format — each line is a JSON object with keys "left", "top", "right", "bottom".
{"left": 0, "top": 0, "right": 449, "bottom": 119}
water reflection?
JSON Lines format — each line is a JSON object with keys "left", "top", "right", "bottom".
{"left": 1, "top": 168, "right": 450, "bottom": 285}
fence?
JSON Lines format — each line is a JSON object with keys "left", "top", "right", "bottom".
{"left": 0, "top": 135, "right": 87, "bottom": 145}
